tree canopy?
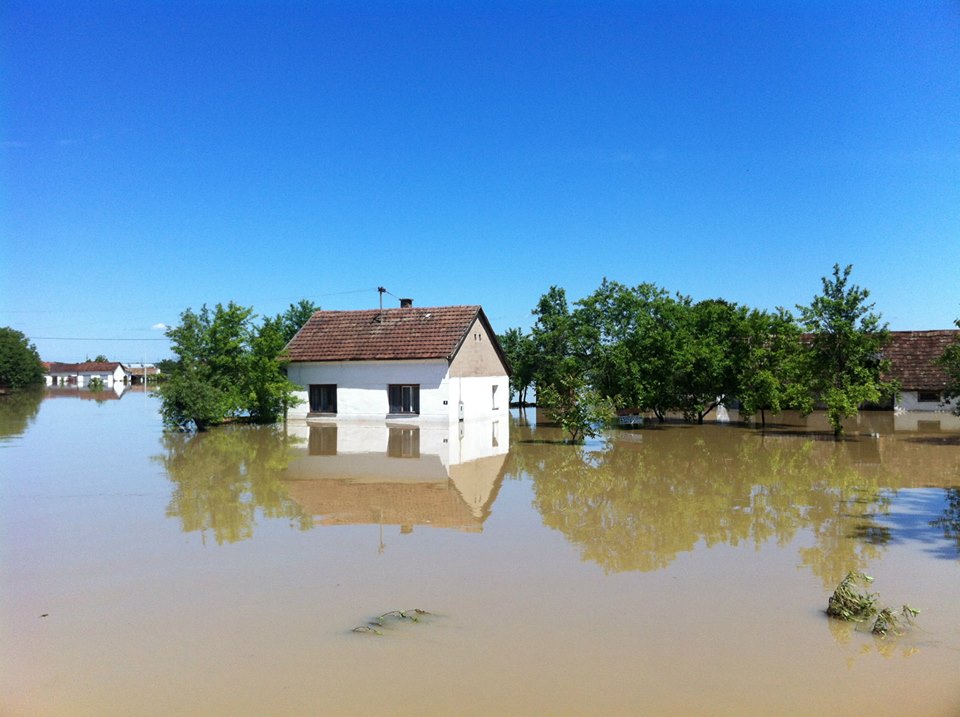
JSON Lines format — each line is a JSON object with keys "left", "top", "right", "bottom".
{"left": 509, "top": 265, "right": 897, "bottom": 437}
{"left": 0, "top": 327, "right": 45, "bottom": 391}
{"left": 157, "top": 300, "right": 318, "bottom": 431}
{"left": 796, "top": 264, "right": 896, "bottom": 436}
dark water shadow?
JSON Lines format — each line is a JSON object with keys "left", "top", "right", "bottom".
{"left": 904, "top": 435, "right": 960, "bottom": 447}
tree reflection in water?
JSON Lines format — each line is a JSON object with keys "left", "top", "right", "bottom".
{"left": 519, "top": 425, "right": 913, "bottom": 588}
{"left": 931, "top": 487, "right": 960, "bottom": 550}
{"left": 157, "top": 425, "right": 312, "bottom": 544}
{"left": 0, "top": 388, "right": 43, "bottom": 440}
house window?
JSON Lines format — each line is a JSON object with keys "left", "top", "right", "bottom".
{"left": 917, "top": 391, "right": 940, "bottom": 404}
{"left": 388, "top": 384, "right": 420, "bottom": 415}
{"left": 492, "top": 384, "right": 499, "bottom": 410}
{"left": 309, "top": 384, "right": 337, "bottom": 414}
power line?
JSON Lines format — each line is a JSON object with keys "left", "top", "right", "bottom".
{"left": 31, "top": 336, "right": 170, "bottom": 341}
{"left": 2, "top": 287, "right": 381, "bottom": 315}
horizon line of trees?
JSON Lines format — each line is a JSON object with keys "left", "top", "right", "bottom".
{"left": 499, "top": 264, "right": 930, "bottom": 440}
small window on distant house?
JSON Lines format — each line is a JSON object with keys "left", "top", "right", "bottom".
{"left": 388, "top": 384, "right": 420, "bottom": 415}
{"left": 492, "top": 384, "right": 499, "bottom": 410}
{"left": 917, "top": 391, "right": 940, "bottom": 403}
{"left": 309, "top": 384, "right": 337, "bottom": 414}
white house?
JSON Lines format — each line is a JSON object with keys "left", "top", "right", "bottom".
{"left": 44, "top": 361, "right": 127, "bottom": 387}
{"left": 283, "top": 302, "right": 511, "bottom": 425}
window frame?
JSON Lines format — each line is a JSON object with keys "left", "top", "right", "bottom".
{"left": 308, "top": 384, "right": 338, "bottom": 414}
{"left": 388, "top": 384, "right": 420, "bottom": 415}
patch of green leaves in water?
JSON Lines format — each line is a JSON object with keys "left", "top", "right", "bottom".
{"left": 826, "top": 572, "right": 919, "bottom": 637}
{"left": 351, "top": 609, "right": 433, "bottom": 636}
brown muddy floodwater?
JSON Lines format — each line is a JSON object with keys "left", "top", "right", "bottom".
{"left": 2, "top": 390, "right": 959, "bottom": 716}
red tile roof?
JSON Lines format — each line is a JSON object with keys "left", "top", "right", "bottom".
{"left": 284, "top": 305, "right": 502, "bottom": 363}
{"left": 76, "top": 361, "right": 124, "bottom": 373}
{"left": 883, "top": 330, "right": 959, "bottom": 390}
{"left": 45, "top": 361, "right": 126, "bottom": 374}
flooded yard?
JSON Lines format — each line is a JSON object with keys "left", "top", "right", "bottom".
{"left": 2, "top": 390, "right": 958, "bottom": 716}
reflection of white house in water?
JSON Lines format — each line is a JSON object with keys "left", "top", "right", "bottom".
{"left": 44, "top": 383, "right": 127, "bottom": 400}
{"left": 283, "top": 419, "right": 509, "bottom": 533}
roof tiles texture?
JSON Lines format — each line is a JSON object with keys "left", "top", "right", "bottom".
{"left": 883, "top": 330, "right": 959, "bottom": 390}
{"left": 46, "top": 361, "right": 124, "bottom": 373}
{"left": 284, "top": 305, "right": 482, "bottom": 362}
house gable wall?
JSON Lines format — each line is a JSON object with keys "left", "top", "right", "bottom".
{"left": 449, "top": 317, "right": 507, "bottom": 378}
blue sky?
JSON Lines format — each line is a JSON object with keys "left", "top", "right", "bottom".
{"left": 2, "top": 1, "right": 958, "bottom": 362}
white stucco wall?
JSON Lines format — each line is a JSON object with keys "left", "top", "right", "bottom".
{"left": 286, "top": 359, "right": 450, "bottom": 421}
{"left": 896, "top": 390, "right": 954, "bottom": 413}
{"left": 286, "top": 359, "right": 509, "bottom": 424}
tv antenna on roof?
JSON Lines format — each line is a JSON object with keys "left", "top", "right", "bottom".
{"left": 378, "top": 286, "right": 387, "bottom": 322}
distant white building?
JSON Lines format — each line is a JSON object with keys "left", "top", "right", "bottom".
{"left": 44, "top": 361, "right": 127, "bottom": 387}
{"left": 283, "top": 302, "right": 511, "bottom": 425}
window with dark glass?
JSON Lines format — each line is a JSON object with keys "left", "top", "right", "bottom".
{"left": 918, "top": 391, "right": 940, "bottom": 403}
{"left": 388, "top": 384, "right": 420, "bottom": 414}
{"left": 309, "top": 384, "right": 337, "bottom": 413}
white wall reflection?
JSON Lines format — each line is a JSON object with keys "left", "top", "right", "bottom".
{"left": 282, "top": 418, "right": 509, "bottom": 533}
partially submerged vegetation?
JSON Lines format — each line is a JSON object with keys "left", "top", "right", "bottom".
{"left": 0, "top": 326, "right": 45, "bottom": 392}
{"left": 156, "top": 299, "right": 317, "bottom": 431}
{"left": 351, "top": 609, "right": 434, "bottom": 636}
{"left": 500, "top": 264, "right": 898, "bottom": 441}
{"left": 826, "top": 572, "right": 919, "bottom": 637}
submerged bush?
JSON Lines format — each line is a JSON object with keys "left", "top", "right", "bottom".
{"left": 826, "top": 571, "right": 919, "bottom": 637}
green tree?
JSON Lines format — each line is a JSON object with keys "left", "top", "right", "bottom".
{"left": 275, "top": 299, "right": 319, "bottom": 344}
{"left": 626, "top": 284, "right": 691, "bottom": 421}
{"left": 675, "top": 299, "right": 750, "bottom": 423}
{"left": 247, "top": 314, "right": 301, "bottom": 423}
{"left": 736, "top": 308, "right": 806, "bottom": 426}
{"left": 573, "top": 279, "right": 647, "bottom": 409}
{"left": 538, "top": 374, "right": 616, "bottom": 444}
{"left": 796, "top": 264, "right": 896, "bottom": 437}
{"left": 0, "top": 327, "right": 45, "bottom": 391}
{"left": 498, "top": 327, "right": 536, "bottom": 405}
{"left": 938, "top": 319, "right": 960, "bottom": 416}
{"left": 93, "top": 354, "right": 109, "bottom": 362}
{"left": 157, "top": 301, "right": 306, "bottom": 431}
{"left": 530, "top": 286, "right": 583, "bottom": 392}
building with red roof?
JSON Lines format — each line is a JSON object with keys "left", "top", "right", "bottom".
{"left": 283, "top": 300, "right": 511, "bottom": 423}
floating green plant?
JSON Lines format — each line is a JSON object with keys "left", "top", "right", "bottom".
{"left": 826, "top": 572, "right": 878, "bottom": 622}
{"left": 871, "top": 605, "right": 920, "bottom": 637}
{"left": 826, "top": 572, "right": 919, "bottom": 638}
